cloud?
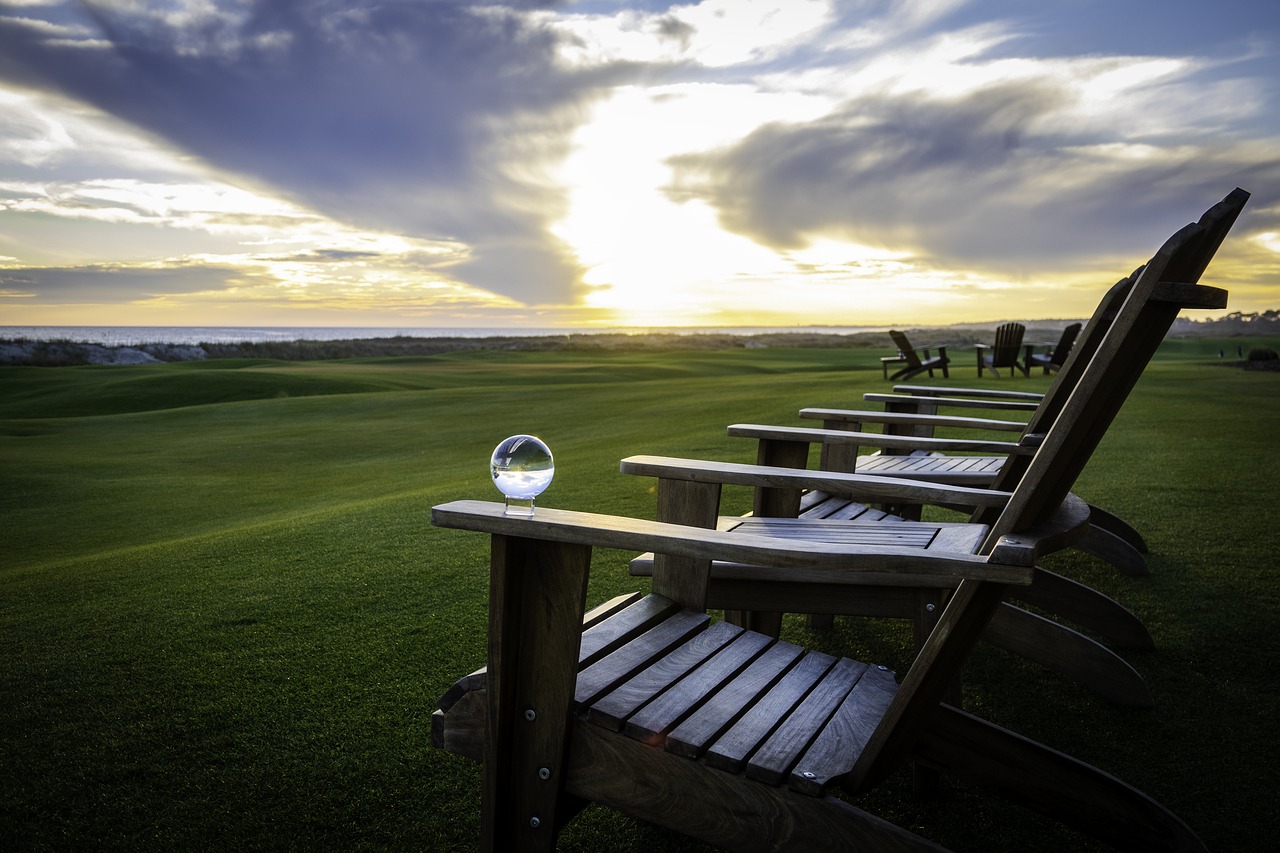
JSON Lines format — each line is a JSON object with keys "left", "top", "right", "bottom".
{"left": 1, "top": 0, "right": 1277, "bottom": 325}
{"left": 0, "top": 262, "right": 250, "bottom": 303}
{"left": 0, "top": 245, "right": 523, "bottom": 317}
{"left": 666, "top": 47, "right": 1280, "bottom": 278}
{"left": 0, "top": 0, "right": 622, "bottom": 304}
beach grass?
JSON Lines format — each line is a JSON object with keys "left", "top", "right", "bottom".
{"left": 2, "top": 340, "right": 1278, "bottom": 851}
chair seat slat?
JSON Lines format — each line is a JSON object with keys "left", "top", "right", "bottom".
{"left": 663, "top": 638, "right": 801, "bottom": 758}
{"left": 791, "top": 663, "right": 900, "bottom": 794}
{"left": 576, "top": 610, "right": 710, "bottom": 706}
{"left": 705, "top": 650, "right": 838, "bottom": 774}
{"left": 863, "top": 454, "right": 1005, "bottom": 480}
{"left": 746, "top": 656, "right": 870, "bottom": 785}
{"left": 579, "top": 593, "right": 681, "bottom": 666}
{"left": 799, "top": 492, "right": 897, "bottom": 521}
{"left": 731, "top": 517, "right": 986, "bottom": 556}
{"left": 586, "top": 620, "right": 742, "bottom": 731}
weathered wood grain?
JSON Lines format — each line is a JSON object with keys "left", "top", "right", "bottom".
{"left": 746, "top": 656, "right": 869, "bottom": 785}
{"left": 662, "top": 637, "right": 799, "bottom": 757}
{"left": 705, "top": 649, "right": 837, "bottom": 774}
{"left": 586, "top": 619, "right": 742, "bottom": 731}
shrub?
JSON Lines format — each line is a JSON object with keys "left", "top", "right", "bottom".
{"left": 1246, "top": 347, "right": 1279, "bottom": 361}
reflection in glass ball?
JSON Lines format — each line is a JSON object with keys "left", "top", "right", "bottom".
{"left": 490, "top": 435, "right": 554, "bottom": 516}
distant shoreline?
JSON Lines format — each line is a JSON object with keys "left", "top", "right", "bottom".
{"left": 1, "top": 324, "right": 896, "bottom": 347}
{"left": 1, "top": 315, "right": 1274, "bottom": 366}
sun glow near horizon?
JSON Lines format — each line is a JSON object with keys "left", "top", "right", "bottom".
{"left": 1, "top": 1, "right": 1276, "bottom": 330}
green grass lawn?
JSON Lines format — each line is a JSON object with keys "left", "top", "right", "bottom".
{"left": 2, "top": 340, "right": 1278, "bottom": 852}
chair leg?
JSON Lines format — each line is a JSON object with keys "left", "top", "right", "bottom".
{"left": 483, "top": 536, "right": 592, "bottom": 852}
{"left": 1075, "top": 525, "right": 1149, "bottom": 577}
{"left": 807, "top": 613, "right": 836, "bottom": 631}
{"left": 982, "top": 604, "right": 1152, "bottom": 707}
{"left": 724, "top": 609, "right": 784, "bottom": 637}
{"left": 1086, "top": 505, "right": 1149, "bottom": 554}
{"left": 914, "top": 705, "right": 1207, "bottom": 852}
{"left": 1004, "top": 568, "right": 1154, "bottom": 650}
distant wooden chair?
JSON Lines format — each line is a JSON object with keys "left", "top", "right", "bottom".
{"left": 1027, "top": 323, "right": 1082, "bottom": 374}
{"left": 882, "top": 331, "right": 949, "bottom": 380}
{"left": 429, "top": 224, "right": 1215, "bottom": 848}
{"left": 976, "top": 322, "right": 1029, "bottom": 377}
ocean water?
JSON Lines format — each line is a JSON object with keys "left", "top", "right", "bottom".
{"left": 0, "top": 325, "right": 886, "bottom": 347}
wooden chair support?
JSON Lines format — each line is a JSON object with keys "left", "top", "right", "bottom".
{"left": 430, "top": 499, "right": 1205, "bottom": 851}
{"left": 427, "top": 189, "right": 1246, "bottom": 853}
{"left": 480, "top": 532, "right": 590, "bottom": 851}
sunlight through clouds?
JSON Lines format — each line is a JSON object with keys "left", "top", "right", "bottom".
{"left": 0, "top": 0, "right": 1277, "bottom": 328}
{"left": 552, "top": 81, "right": 831, "bottom": 324}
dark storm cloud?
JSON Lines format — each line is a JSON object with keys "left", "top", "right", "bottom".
{"left": 0, "top": 0, "right": 625, "bottom": 303}
{"left": 667, "top": 81, "right": 1280, "bottom": 274}
{"left": 0, "top": 263, "right": 250, "bottom": 303}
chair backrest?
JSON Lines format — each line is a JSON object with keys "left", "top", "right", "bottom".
{"left": 988, "top": 221, "right": 1230, "bottom": 542}
{"left": 1048, "top": 322, "right": 1082, "bottom": 365}
{"left": 853, "top": 208, "right": 1238, "bottom": 788}
{"left": 980, "top": 187, "right": 1249, "bottom": 510}
{"left": 887, "top": 330, "right": 922, "bottom": 369}
{"left": 989, "top": 322, "right": 1026, "bottom": 366}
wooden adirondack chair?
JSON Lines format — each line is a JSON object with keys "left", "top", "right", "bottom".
{"left": 882, "top": 331, "right": 949, "bottom": 380}
{"left": 624, "top": 201, "right": 1239, "bottom": 708}
{"left": 1027, "top": 322, "right": 1082, "bottom": 373}
{"left": 801, "top": 188, "right": 1248, "bottom": 577}
{"left": 429, "top": 226, "right": 1213, "bottom": 850}
{"left": 810, "top": 278, "right": 1145, "bottom": 573}
{"left": 976, "top": 322, "right": 1029, "bottom": 377}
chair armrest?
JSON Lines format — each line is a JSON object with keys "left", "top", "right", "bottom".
{"left": 1152, "top": 280, "right": 1228, "bottom": 309}
{"left": 727, "top": 423, "right": 1031, "bottom": 456}
{"left": 890, "top": 385, "right": 1044, "bottom": 403}
{"left": 986, "top": 492, "right": 1092, "bottom": 564}
{"left": 619, "top": 455, "right": 1011, "bottom": 509}
{"left": 799, "top": 408, "right": 1027, "bottom": 433}
{"left": 863, "top": 393, "right": 1041, "bottom": 413}
{"left": 431, "top": 499, "right": 1034, "bottom": 583}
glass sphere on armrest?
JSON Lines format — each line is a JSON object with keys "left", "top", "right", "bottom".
{"left": 490, "top": 435, "right": 554, "bottom": 516}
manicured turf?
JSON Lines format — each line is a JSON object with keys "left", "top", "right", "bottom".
{"left": 2, "top": 340, "right": 1278, "bottom": 851}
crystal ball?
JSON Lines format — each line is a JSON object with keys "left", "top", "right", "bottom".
{"left": 490, "top": 435, "right": 554, "bottom": 512}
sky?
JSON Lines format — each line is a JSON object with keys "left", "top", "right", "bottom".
{"left": 1, "top": 0, "right": 1278, "bottom": 330}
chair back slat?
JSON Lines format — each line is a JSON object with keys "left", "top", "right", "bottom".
{"left": 990, "top": 323, "right": 1026, "bottom": 367}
